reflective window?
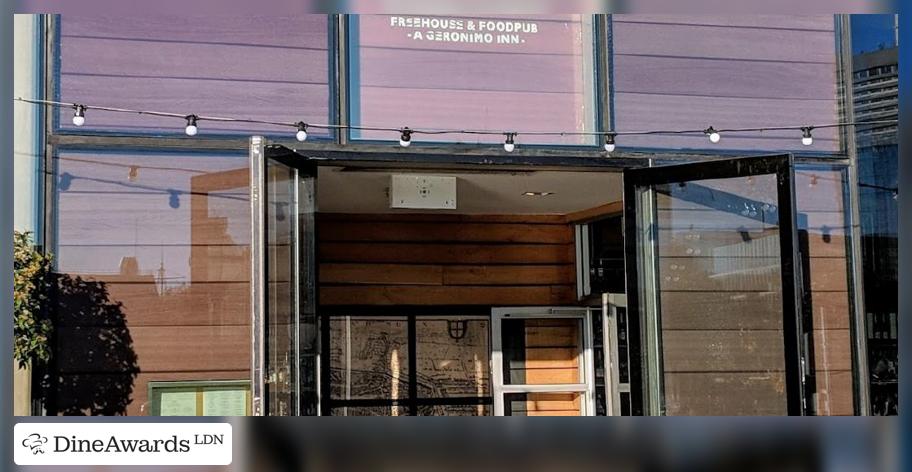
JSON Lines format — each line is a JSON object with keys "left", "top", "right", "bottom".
{"left": 850, "top": 14, "right": 898, "bottom": 416}
{"left": 52, "top": 150, "right": 250, "bottom": 415}
{"left": 348, "top": 15, "right": 598, "bottom": 145}
{"left": 57, "top": 15, "right": 332, "bottom": 137}
{"left": 610, "top": 15, "right": 840, "bottom": 152}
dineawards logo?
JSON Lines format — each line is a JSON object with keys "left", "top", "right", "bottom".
{"left": 14, "top": 423, "right": 232, "bottom": 466}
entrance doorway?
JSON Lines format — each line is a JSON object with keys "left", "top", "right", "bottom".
{"left": 249, "top": 139, "right": 861, "bottom": 416}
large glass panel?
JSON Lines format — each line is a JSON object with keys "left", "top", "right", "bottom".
{"left": 632, "top": 166, "right": 796, "bottom": 415}
{"left": 349, "top": 14, "right": 597, "bottom": 145}
{"left": 849, "top": 14, "right": 898, "bottom": 416}
{"left": 57, "top": 15, "right": 331, "bottom": 137}
{"left": 610, "top": 15, "right": 840, "bottom": 152}
{"left": 53, "top": 150, "right": 250, "bottom": 415}
{"left": 329, "top": 317, "right": 411, "bottom": 401}
{"left": 794, "top": 166, "right": 858, "bottom": 415}
{"left": 415, "top": 317, "right": 490, "bottom": 398}
{"left": 264, "top": 160, "right": 297, "bottom": 416}
{"left": 501, "top": 318, "right": 583, "bottom": 385}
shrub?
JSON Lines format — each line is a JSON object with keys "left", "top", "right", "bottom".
{"left": 13, "top": 231, "right": 53, "bottom": 368}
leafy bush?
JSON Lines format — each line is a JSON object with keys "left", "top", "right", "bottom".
{"left": 13, "top": 231, "right": 53, "bottom": 368}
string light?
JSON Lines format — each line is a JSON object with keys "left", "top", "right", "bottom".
{"left": 184, "top": 115, "right": 198, "bottom": 136}
{"left": 704, "top": 126, "right": 721, "bottom": 144}
{"left": 503, "top": 133, "right": 516, "bottom": 152}
{"left": 603, "top": 133, "right": 616, "bottom": 153}
{"left": 399, "top": 127, "right": 412, "bottom": 147}
{"left": 801, "top": 126, "right": 814, "bottom": 146}
{"left": 72, "top": 104, "right": 86, "bottom": 127}
{"left": 14, "top": 98, "right": 899, "bottom": 154}
{"left": 296, "top": 122, "right": 308, "bottom": 142}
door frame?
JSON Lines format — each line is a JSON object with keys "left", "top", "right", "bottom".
{"left": 491, "top": 307, "right": 597, "bottom": 416}
{"left": 622, "top": 154, "right": 806, "bottom": 416}
{"left": 250, "top": 137, "right": 318, "bottom": 416}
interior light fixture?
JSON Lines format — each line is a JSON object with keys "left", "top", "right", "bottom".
{"left": 522, "top": 191, "right": 554, "bottom": 197}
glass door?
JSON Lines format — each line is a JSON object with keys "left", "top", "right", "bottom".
{"left": 250, "top": 137, "right": 318, "bottom": 416}
{"left": 624, "top": 155, "right": 805, "bottom": 416}
{"left": 492, "top": 308, "right": 596, "bottom": 416}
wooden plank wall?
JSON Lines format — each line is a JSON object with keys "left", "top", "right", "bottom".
{"left": 611, "top": 15, "right": 839, "bottom": 152}
{"left": 52, "top": 155, "right": 250, "bottom": 416}
{"left": 318, "top": 213, "right": 577, "bottom": 306}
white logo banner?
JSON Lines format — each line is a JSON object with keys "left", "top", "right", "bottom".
{"left": 14, "top": 422, "right": 232, "bottom": 465}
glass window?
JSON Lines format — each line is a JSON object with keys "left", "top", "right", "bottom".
{"left": 348, "top": 15, "right": 598, "bottom": 145}
{"left": 794, "top": 166, "right": 859, "bottom": 415}
{"left": 325, "top": 313, "right": 492, "bottom": 415}
{"left": 52, "top": 150, "right": 250, "bottom": 415}
{"left": 850, "top": 14, "right": 898, "bottom": 416}
{"left": 57, "top": 15, "right": 332, "bottom": 137}
{"left": 501, "top": 318, "right": 583, "bottom": 385}
{"left": 610, "top": 15, "right": 840, "bottom": 152}
{"left": 329, "top": 316, "right": 411, "bottom": 401}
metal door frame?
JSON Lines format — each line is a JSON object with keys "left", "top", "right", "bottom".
{"left": 250, "top": 137, "right": 318, "bottom": 416}
{"left": 622, "top": 154, "right": 805, "bottom": 416}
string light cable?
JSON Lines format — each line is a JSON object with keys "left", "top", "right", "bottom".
{"left": 15, "top": 97, "right": 898, "bottom": 150}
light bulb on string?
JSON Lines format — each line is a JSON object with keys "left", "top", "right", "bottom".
{"left": 399, "top": 127, "right": 412, "bottom": 147}
{"left": 704, "top": 126, "right": 721, "bottom": 144}
{"left": 503, "top": 133, "right": 516, "bottom": 152}
{"left": 72, "top": 105, "right": 86, "bottom": 127}
{"left": 809, "top": 175, "right": 818, "bottom": 188}
{"left": 801, "top": 126, "right": 814, "bottom": 146}
{"left": 603, "top": 133, "right": 616, "bottom": 153}
{"left": 184, "top": 115, "right": 198, "bottom": 136}
{"left": 295, "top": 122, "right": 308, "bottom": 142}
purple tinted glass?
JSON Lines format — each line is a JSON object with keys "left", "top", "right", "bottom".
{"left": 58, "top": 15, "right": 331, "bottom": 137}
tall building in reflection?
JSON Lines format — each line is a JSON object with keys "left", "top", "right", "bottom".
{"left": 852, "top": 36, "right": 898, "bottom": 415}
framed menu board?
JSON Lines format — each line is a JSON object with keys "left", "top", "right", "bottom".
{"left": 148, "top": 380, "right": 251, "bottom": 416}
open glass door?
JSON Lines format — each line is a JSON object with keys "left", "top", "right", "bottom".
{"left": 624, "top": 155, "right": 805, "bottom": 416}
{"left": 492, "top": 307, "right": 597, "bottom": 416}
{"left": 250, "top": 137, "right": 318, "bottom": 416}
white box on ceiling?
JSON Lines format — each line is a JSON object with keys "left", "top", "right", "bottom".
{"left": 390, "top": 174, "right": 457, "bottom": 210}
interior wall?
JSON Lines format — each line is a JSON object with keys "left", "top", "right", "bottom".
{"left": 317, "top": 213, "right": 578, "bottom": 306}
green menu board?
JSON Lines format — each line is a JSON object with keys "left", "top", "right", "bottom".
{"left": 149, "top": 380, "right": 250, "bottom": 416}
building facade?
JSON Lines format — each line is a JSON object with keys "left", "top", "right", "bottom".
{"left": 12, "top": 14, "right": 899, "bottom": 416}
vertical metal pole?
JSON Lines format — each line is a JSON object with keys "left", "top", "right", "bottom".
{"left": 836, "top": 15, "right": 871, "bottom": 415}
{"left": 249, "top": 136, "right": 267, "bottom": 416}
{"left": 335, "top": 14, "right": 349, "bottom": 146}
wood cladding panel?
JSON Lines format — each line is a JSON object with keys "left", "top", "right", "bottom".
{"left": 319, "top": 242, "right": 573, "bottom": 265}
{"left": 661, "top": 330, "right": 785, "bottom": 373}
{"left": 318, "top": 214, "right": 576, "bottom": 306}
{"left": 56, "top": 282, "right": 249, "bottom": 328}
{"left": 663, "top": 372, "right": 788, "bottom": 416}
{"left": 321, "top": 285, "right": 574, "bottom": 306}
{"left": 56, "top": 326, "right": 250, "bottom": 374}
